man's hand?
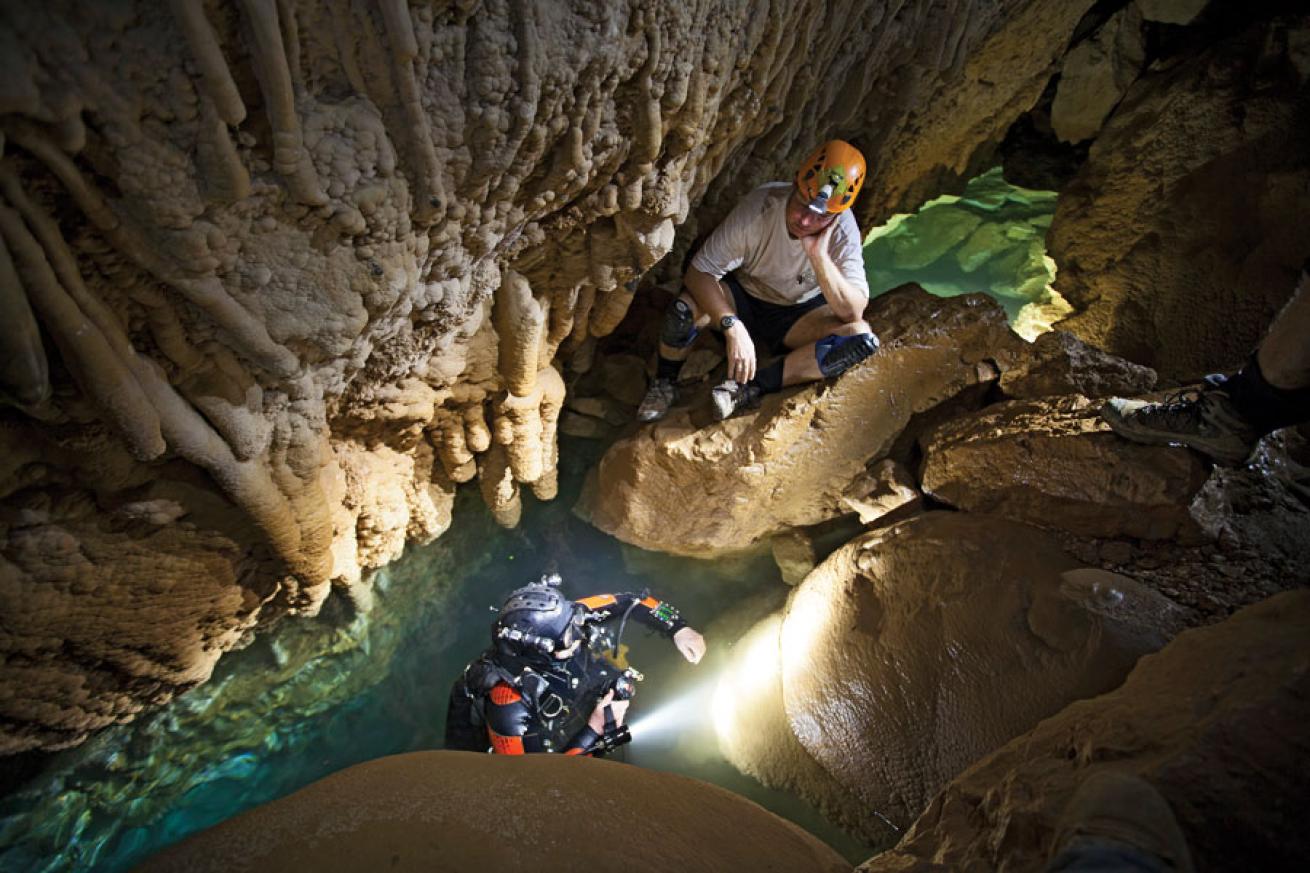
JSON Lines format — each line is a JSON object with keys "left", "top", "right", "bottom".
{"left": 799, "top": 220, "right": 836, "bottom": 261}
{"left": 587, "top": 689, "right": 629, "bottom": 734}
{"left": 725, "top": 322, "right": 757, "bottom": 383}
{"left": 673, "top": 627, "right": 707, "bottom": 664}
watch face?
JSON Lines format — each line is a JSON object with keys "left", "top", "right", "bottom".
{"left": 720, "top": 315, "right": 737, "bottom": 331}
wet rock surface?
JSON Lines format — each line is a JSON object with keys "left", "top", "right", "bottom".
{"left": 577, "top": 287, "right": 1021, "bottom": 557}
{"left": 138, "top": 751, "right": 852, "bottom": 873}
{"left": 998, "top": 329, "right": 1157, "bottom": 399}
{"left": 919, "top": 394, "right": 1210, "bottom": 540}
{"left": 715, "top": 513, "right": 1183, "bottom": 842}
{"left": 859, "top": 588, "right": 1310, "bottom": 873}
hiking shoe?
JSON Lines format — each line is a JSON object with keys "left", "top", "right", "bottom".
{"left": 1100, "top": 387, "right": 1258, "bottom": 466}
{"left": 637, "top": 377, "right": 678, "bottom": 422}
{"left": 710, "top": 380, "right": 761, "bottom": 421}
{"left": 1049, "top": 770, "right": 1194, "bottom": 872}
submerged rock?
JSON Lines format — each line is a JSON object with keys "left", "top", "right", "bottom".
{"left": 139, "top": 752, "right": 851, "bottom": 873}
{"left": 920, "top": 395, "right": 1210, "bottom": 540}
{"left": 715, "top": 513, "right": 1183, "bottom": 841}
{"left": 577, "top": 287, "right": 1021, "bottom": 557}
{"left": 860, "top": 588, "right": 1310, "bottom": 872}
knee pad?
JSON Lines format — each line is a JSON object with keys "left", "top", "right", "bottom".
{"left": 815, "top": 332, "right": 879, "bottom": 378}
{"left": 660, "top": 298, "right": 699, "bottom": 348}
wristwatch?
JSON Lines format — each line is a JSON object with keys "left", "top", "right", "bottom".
{"left": 719, "top": 314, "right": 738, "bottom": 332}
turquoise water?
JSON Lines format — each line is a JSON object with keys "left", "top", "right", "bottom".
{"left": 0, "top": 439, "right": 875, "bottom": 871}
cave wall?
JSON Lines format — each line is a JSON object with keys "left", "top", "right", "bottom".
{"left": 0, "top": 0, "right": 1100, "bottom": 754}
{"left": 1046, "top": 8, "right": 1310, "bottom": 379}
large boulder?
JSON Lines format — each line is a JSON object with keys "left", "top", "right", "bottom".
{"left": 577, "top": 288, "right": 1022, "bottom": 557}
{"left": 860, "top": 589, "right": 1310, "bottom": 873}
{"left": 139, "top": 751, "right": 851, "bottom": 873}
{"left": 714, "top": 513, "right": 1183, "bottom": 841}
{"left": 920, "top": 395, "right": 1210, "bottom": 540}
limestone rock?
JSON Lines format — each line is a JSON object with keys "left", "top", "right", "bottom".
{"left": 1051, "top": 5, "right": 1146, "bottom": 144}
{"left": 1000, "top": 329, "right": 1158, "bottom": 399}
{"left": 860, "top": 589, "right": 1310, "bottom": 872}
{"left": 139, "top": 752, "right": 851, "bottom": 873}
{"left": 716, "top": 513, "right": 1182, "bottom": 841}
{"left": 577, "top": 288, "right": 1023, "bottom": 557}
{"left": 841, "top": 459, "right": 922, "bottom": 527}
{"left": 1137, "top": 0, "right": 1210, "bottom": 25}
{"left": 771, "top": 530, "right": 817, "bottom": 585}
{"left": 1049, "top": 16, "right": 1310, "bottom": 378}
{"left": 597, "top": 354, "right": 649, "bottom": 408}
{"left": 920, "top": 395, "right": 1210, "bottom": 540}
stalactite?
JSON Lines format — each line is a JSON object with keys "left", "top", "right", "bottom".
{"left": 167, "top": 0, "right": 247, "bottom": 126}
{"left": 2, "top": 124, "right": 300, "bottom": 378}
{"left": 478, "top": 442, "right": 521, "bottom": 529}
{"left": 0, "top": 203, "right": 167, "bottom": 460}
{"left": 237, "top": 0, "right": 328, "bottom": 206}
{"left": 492, "top": 268, "right": 547, "bottom": 396}
{"left": 0, "top": 229, "right": 51, "bottom": 407}
{"left": 196, "top": 96, "right": 251, "bottom": 204}
{"left": 377, "top": 0, "right": 446, "bottom": 224}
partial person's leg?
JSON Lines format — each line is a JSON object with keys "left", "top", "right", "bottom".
{"left": 710, "top": 302, "right": 877, "bottom": 420}
{"left": 1046, "top": 770, "right": 1193, "bottom": 873}
{"left": 776, "top": 304, "right": 878, "bottom": 386}
{"left": 638, "top": 292, "right": 710, "bottom": 422}
{"left": 1102, "top": 262, "right": 1310, "bottom": 463}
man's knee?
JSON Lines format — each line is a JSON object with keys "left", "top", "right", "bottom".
{"left": 660, "top": 296, "right": 700, "bottom": 348}
{"left": 815, "top": 332, "right": 880, "bottom": 378}
{"left": 835, "top": 319, "right": 872, "bottom": 336}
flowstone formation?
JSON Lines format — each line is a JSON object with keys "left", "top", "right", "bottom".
{"left": 713, "top": 513, "right": 1183, "bottom": 843}
{"left": 0, "top": 0, "right": 1107, "bottom": 753}
{"left": 139, "top": 752, "right": 852, "bottom": 873}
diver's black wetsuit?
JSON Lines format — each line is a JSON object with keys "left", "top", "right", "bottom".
{"left": 446, "top": 593, "right": 686, "bottom": 755}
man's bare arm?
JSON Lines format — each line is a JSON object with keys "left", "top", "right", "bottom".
{"left": 683, "top": 266, "right": 737, "bottom": 321}
{"left": 802, "top": 224, "right": 866, "bottom": 324}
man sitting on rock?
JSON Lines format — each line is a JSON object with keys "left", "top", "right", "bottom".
{"left": 637, "top": 139, "right": 880, "bottom": 422}
{"left": 1102, "top": 258, "right": 1310, "bottom": 464}
{"left": 445, "top": 573, "right": 706, "bottom": 755}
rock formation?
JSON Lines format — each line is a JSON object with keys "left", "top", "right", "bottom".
{"left": 859, "top": 588, "right": 1310, "bottom": 873}
{"left": 1047, "top": 9, "right": 1310, "bottom": 379}
{"left": 713, "top": 513, "right": 1184, "bottom": 842}
{"left": 138, "top": 751, "right": 852, "bottom": 873}
{"left": 0, "top": 0, "right": 1111, "bottom": 753}
{"left": 577, "top": 287, "right": 1022, "bottom": 556}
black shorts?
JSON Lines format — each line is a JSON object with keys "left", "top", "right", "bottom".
{"left": 723, "top": 274, "right": 828, "bottom": 355}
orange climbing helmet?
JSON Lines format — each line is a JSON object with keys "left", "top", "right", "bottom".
{"left": 795, "top": 139, "right": 866, "bottom": 214}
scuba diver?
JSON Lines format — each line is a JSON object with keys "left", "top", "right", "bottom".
{"left": 445, "top": 573, "right": 707, "bottom": 756}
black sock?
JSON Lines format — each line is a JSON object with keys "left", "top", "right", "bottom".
{"left": 656, "top": 355, "right": 683, "bottom": 382}
{"left": 751, "top": 360, "right": 785, "bottom": 395}
{"left": 1224, "top": 353, "right": 1310, "bottom": 436}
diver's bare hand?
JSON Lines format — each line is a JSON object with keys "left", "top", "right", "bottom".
{"left": 587, "top": 689, "right": 629, "bottom": 734}
{"left": 673, "top": 627, "right": 706, "bottom": 664}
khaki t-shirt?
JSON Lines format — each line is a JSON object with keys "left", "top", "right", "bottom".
{"left": 690, "top": 182, "right": 869, "bottom": 306}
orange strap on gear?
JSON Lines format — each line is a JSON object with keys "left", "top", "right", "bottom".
{"left": 563, "top": 747, "right": 589, "bottom": 756}
{"left": 577, "top": 594, "right": 618, "bottom": 609}
{"left": 639, "top": 596, "right": 660, "bottom": 609}
{"left": 795, "top": 139, "right": 866, "bottom": 214}
{"left": 488, "top": 731, "right": 525, "bottom": 754}
{"left": 489, "top": 683, "right": 522, "bottom": 705}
